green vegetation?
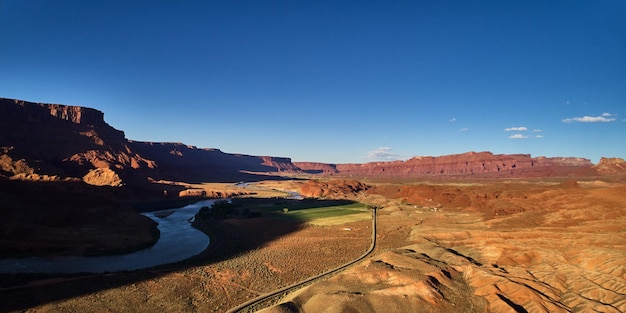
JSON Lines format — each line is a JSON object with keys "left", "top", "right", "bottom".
{"left": 230, "top": 198, "right": 357, "bottom": 213}
{"left": 192, "top": 198, "right": 371, "bottom": 224}
{"left": 279, "top": 202, "right": 368, "bottom": 223}
{"left": 198, "top": 200, "right": 236, "bottom": 219}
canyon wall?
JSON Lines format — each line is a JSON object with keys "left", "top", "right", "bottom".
{"left": 128, "top": 141, "right": 300, "bottom": 182}
{"left": 1, "top": 97, "right": 620, "bottom": 185}
{"left": 293, "top": 162, "right": 339, "bottom": 174}
{"left": 298, "top": 152, "right": 596, "bottom": 178}
{"left": 0, "top": 98, "right": 300, "bottom": 184}
{"left": 0, "top": 98, "right": 155, "bottom": 183}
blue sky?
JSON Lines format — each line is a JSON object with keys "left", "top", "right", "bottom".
{"left": 1, "top": 1, "right": 624, "bottom": 163}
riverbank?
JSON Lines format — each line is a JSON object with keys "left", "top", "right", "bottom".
{"left": 0, "top": 196, "right": 373, "bottom": 312}
{"left": 0, "top": 200, "right": 218, "bottom": 274}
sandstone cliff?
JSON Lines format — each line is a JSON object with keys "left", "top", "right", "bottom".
{"left": 299, "top": 152, "right": 597, "bottom": 178}
{"left": 127, "top": 141, "right": 300, "bottom": 183}
{"left": 293, "top": 162, "right": 339, "bottom": 174}
{"left": 0, "top": 98, "right": 299, "bottom": 185}
{"left": 1, "top": 97, "right": 619, "bottom": 185}
{"left": 0, "top": 98, "right": 155, "bottom": 185}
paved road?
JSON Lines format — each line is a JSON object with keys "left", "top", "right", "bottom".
{"left": 226, "top": 206, "right": 378, "bottom": 313}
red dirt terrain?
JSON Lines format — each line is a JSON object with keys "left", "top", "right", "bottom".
{"left": 260, "top": 179, "right": 626, "bottom": 313}
{"left": 8, "top": 178, "right": 621, "bottom": 313}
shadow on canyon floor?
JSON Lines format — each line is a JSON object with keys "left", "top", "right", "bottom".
{"left": 0, "top": 179, "right": 354, "bottom": 312}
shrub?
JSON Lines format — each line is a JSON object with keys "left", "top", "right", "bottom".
{"left": 198, "top": 200, "right": 235, "bottom": 220}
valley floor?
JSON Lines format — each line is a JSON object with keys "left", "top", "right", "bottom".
{"left": 1, "top": 179, "right": 625, "bottom": 313}
{"left": 262, "top": 179, "right": 626, "bottom": 312}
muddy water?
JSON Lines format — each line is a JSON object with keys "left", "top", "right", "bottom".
{"left": 0, "top": 200, "right": 216, "bottom": 274}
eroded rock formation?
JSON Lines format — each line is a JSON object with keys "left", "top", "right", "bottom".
{"left": 310, "top": 151, "right": 596, "bottom": 178}
{"left": 298, "top": 179, "right": 369, "bottom": 199}
{"left": 594, "top": 157, "right": 626, "bottom": 174}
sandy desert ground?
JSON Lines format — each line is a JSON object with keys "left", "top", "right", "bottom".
{"left": 1, "top": 178, "right": 625, "bottom": 313}
{"left": 262, "top": 179, "right": 626, "bottom": 312}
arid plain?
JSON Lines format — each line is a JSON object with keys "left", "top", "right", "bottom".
{"left": 2, "top": 177, "right": 625, "bottom": 313}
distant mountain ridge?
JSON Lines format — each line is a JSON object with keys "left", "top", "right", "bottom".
{"left": 127, "top": 141, "right": 299, "bottom": 182}
{"left": 296, "top": 152, "right": 598, "bottom": 178}
{"left": 1, "top": 97, "right": 623, "bottom": 186}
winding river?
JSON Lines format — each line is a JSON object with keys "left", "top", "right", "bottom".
{"left": 0, "top": 199, "right": 217, "bottom": 274}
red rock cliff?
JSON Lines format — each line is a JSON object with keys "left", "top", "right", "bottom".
{"left": 304, "top": 152, "right": 594, "bottom": 178}
{"left": 0, "top": 98, "right": 154, "bottom": 180}
{"left": 128, "top": 141, "right": 301, "bottom": 182}
{"left": 293, "top": 162, "right": 339, "bottom": 174}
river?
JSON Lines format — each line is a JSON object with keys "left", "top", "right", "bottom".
{"left": 0, "top": 199, "right": 216, "bottom": 274}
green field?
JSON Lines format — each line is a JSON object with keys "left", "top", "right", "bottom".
{"left": 280, "top": 202, "right": 370, "bottom": 224}
{"left": 228, "top": 198, "right": 372, "bottom": 225}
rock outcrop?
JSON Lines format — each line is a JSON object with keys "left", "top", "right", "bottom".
{"left": 298, "top": 179, "right": 369, "bottom": 199}
{"left": 594, "top": 157, "right": 626, "bottom": 174}
{"left": 82, "top": 168, "right": 124, "bottom": 187}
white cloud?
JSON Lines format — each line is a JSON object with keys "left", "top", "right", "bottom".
{"left": 535, "top": 135, "right": 543, "bottom": 138}
{"left": 509, "top": 134, "right": 528, "bottom": 139}
{"left": 367, "top": 147, "right": 401, "bottom": 160}
{"left": 562, "top": 114, "right": 616, "bottom": 123}
{"left": 532, "top": 129, "right": 542, "bottom": 132}
{"left": 505, "top": 126, "right": 528, "bottom": 131}
{"left": 459, "top": 128, "right": 468, "bottom": 132}
{"left": 449, "top": 117, "right": 456, "bottom": 123}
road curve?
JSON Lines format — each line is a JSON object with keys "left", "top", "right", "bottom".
{"left": 226, "top": 207, "right": 378, "bottom": 313}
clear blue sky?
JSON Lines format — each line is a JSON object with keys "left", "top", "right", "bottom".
{"left": 1, "top": 1, "right": 625, "bottom": 163}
